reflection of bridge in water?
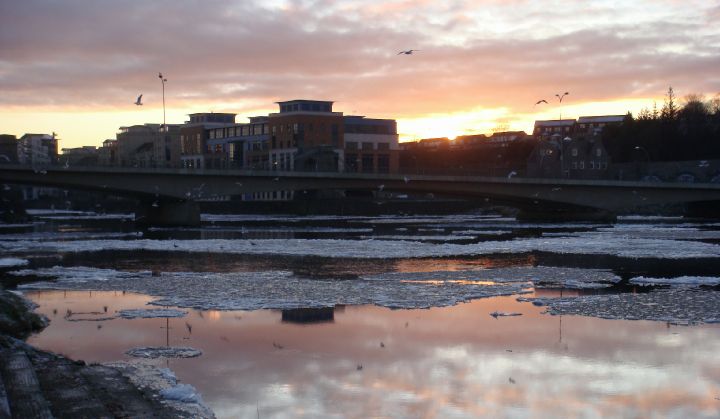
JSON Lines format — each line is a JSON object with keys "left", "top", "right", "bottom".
{"left": 3, "top": 165, "right": 720, "bottom": 225}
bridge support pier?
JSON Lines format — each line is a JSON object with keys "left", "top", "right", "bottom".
{"left": 135, "top": 201, "right": 201, "bottom": 227}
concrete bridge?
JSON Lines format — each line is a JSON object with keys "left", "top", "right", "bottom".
{"left": 2, "top": 164, "right": 720, "bottom": 225}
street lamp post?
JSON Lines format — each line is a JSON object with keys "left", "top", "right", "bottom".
{"left": 555, "top": 92, "right": 569, "bottom": 120}
{"left": 158, "top": 72, "right": 167, "bottom": 132}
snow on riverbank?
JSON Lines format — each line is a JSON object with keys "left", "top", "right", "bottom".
{"left": 107, "top": 362, "right": 214, "bottom": 418}
{"left": 118, "top": 308, "right": 188, "bottom": 319}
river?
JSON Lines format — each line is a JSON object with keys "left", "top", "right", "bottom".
{"left": 2, "top": 210, "right": 719, "bottom": 418}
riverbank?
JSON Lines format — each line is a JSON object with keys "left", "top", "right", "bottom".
{"left": 0, "top": 289, "right": 215, "bottom": 418}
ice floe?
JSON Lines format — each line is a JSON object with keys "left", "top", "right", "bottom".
{"left": 0, "top": 231, "right": 143, "bottom": 241}
{"left": 522, "top": 288, "right": 720, "bottom": 324}
{"left": 15, "top": 266, "right": 531, "bottom": 309}
{"left": 617, "top": 215, "right": 685, "bottom": 221}
{"left": 0, "top": 257, "right": 28, "bottom": 267}
{"left": 490, "top": 311, "right": 522, "bottom": 318}
{"left": 452, "top": 230, "right": 513, "bottom": 236}
{"left": 629, "top": 276, "right": 720, "bottom": 286}
{"left": 118, "top": 308, "right": 188, "bottom": 319}
{"left": 201, "top": 213, "right": 367, "bottom": 223}
{"left": 0, "top": 223, "right": 34, "bottom": 229}
{"left": 359, "top": 235, "right": 471, "bottom": 241}
{"left": 107, "top": 362, "right": 214, "bottom": 419}
{"left": 14, "top": 265, "right": 624, "bottom": 310}
{"left": 25, "top": 210, "right": 134, "bottom": 220}
{"left": 11, "top": 266, "right": 151, "bottom": 283}
{"left": 363, "top": 266, "right": 620, "bottom": 289}
{"left": 593, "top": 226, "right": 720, "bottom": 240}
{"left": 3, "top": 234, "right": 720, "bottom": 259}
{"left": 125, "top": 346, "right": 203, "bottom": 359}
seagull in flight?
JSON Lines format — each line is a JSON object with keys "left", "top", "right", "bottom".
{"left": 397, "top": 49, "right": 420, "bottom": 55}
{"left": 535, "top": 99, "right": 548, "bottom": 106}
{"left": 134, "top": 94, "right": 143, "bottom": 106}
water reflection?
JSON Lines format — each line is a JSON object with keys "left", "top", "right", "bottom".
{"left": 25, "top": 290, "right": 720, "bottom": 418}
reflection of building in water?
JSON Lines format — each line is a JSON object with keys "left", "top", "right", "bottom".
{"left": 281, "top": 307, "right": 335, "bottom": 324}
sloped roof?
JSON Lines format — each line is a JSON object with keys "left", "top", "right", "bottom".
{"left": 577, "top": 115, "right": 625, "bottom": 124}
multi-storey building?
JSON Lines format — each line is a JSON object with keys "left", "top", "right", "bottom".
{"left": 527, "top": 115, "right": 621, "bottom": 179}
{"left": 575, "top": 115, "right": 625, "bottom": 138}
{"left": 97, "top": 139, "right": 117, "bottom": 166}
{"left": 179, "top": 113, "right": 236, "bottom": 169}
{"left": 18, "top": 133, "right": 58, "bottom": 166}
{"left": 205, "top": 116, "right": 269, "bottom": 170}
{"left": 116, "top": 124, "right": 159, "bottom": 167}
{"left": 59, "top": 146, "right": 98, "bottom": 167}
{"left": 343, "top": 116, "right": 399, "bottom": 173}
{"left": 532, "top": 119, "right": 576, "bottom": 139}
{"left": 268, "top": 100, "right": 344, "bottom": 172}
{"left": 0, "top": 135, "right": 18, "bottom": 164}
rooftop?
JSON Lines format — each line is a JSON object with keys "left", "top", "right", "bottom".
{"left": 534, "top": 119, "right": 576, "bottom": 127}
{"left": 577, "top": 115, "right": 626, "bottom": 124}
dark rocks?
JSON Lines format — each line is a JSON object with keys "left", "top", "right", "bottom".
{"left": 0, "top": 290, "right": 48, "bottom": 339}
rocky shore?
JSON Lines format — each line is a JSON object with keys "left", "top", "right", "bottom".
{"left": 0, "top": 289, "right": 214, "bottom": 418}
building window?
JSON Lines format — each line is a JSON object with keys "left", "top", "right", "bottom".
{"left": 596, "top": 148, "right": 602, "bottom": 157}
{"left": 377, "top": 154, "right": 389, "bottom": 173}
{"left": 378, "top": 142, "right": 390, "bottom": 151}
{"left": 361, "top": 155, "right": 374, "bottom": 173}
{"left": 345, "top": 154, "right": 358, "bottom": 172}
{"left": 346, "top": 142, "right": 358, "bottom": 150}
{"left": 571, "top": 148, "right": 578, "bottom": 157}
{"left": 580, "top": 161, "right": 585, "bottom": 170}
{"left": 362, "top": 142, "right": 373, "bottom": 151}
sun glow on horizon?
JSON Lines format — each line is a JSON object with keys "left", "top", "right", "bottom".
{"left": 397, "top": 97, "right": 659, "bottom": 142}
{"left": 0, "top": 95, "right": 683, "bottom": 149}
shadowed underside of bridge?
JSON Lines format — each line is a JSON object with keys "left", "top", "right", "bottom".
{"left": 3, "top": 166, "right": 720, "bottom": 225}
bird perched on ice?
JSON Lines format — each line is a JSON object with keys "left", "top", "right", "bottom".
{"left": 134, "top": 94, "right": 143, "bottom": 106}
{"left": 397, "top": 49, "right": 420, "bottom": 55}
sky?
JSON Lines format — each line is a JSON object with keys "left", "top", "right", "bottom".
{"left": 1, "top": 0, "right": 719, "bottom": 148}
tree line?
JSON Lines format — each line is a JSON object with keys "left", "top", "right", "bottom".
{"left": 602, "top": 87, "right": 720, "bottom": 162}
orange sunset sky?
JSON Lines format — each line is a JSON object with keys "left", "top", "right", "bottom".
{"left": 1, "top": 0, "right": 719, "bottom": 148}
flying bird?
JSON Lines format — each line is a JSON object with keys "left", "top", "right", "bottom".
{"left": 397, "top": 49, "right": 420, "bottom": 55}
{"left": 535, "top": 99, "right": 548, "bottom": 106}
{"left": 135, "top": 94, "right": 143, "bottom": 106}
